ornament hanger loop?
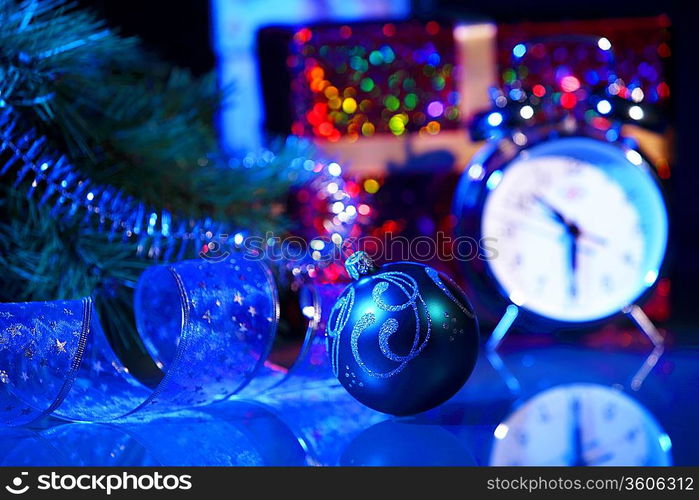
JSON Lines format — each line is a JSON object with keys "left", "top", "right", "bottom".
{"left": 344, "top": 251, "right": 378, "bottom": 280}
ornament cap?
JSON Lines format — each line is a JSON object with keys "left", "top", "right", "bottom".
{"left": 345, "top": 251, "right": 377, "bottom": 280}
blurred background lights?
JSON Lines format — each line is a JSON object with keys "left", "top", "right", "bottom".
{"left": 494, "top": 423, "right": 509, "bottom": 439}
{"left": 509, "top": 88, "right": 524, "bottom": 101}
{"left": 512, "top": 43, "right": 526, "bottom": 58}
{"left": 468, "top": 163, "right": 485, "bottom": 180}
{"left": 426, "top": 120, "right": 441, "bottom": 134}
{"left": 626, "top": 149, "right": 643, "bottom": 166}
{"left": 363, "top": 178, "right": 380, "bottom": 194}
{"left": 645, "top": 269, "right": 659, "bottom": 285}
{"left": 327, "top": 162, "right": 342, "bottom": 176}
{"left": 384, "top": 95, "right": 400, "bottom": 111}
{"left": 629, "top": 105, "right": 645, "bottom": 120}
{"left": 596, "top": 99, "right": 612, "bottom": 115}
{"left": 659, "top": 433, "right": 673, "bottom": 452}
{"left": 342, "top": 97, "right": 357, "bottom": 113}
{"left": 487, "top": 111, "right": 503, "bottom": 127}
{"left": 519, "top": 105, "right": 534, "bottom": 119}
{"left": 631, "top": 87, "right": 645, "bottom": 102}
{"left": 427, "top": 101, "right": 444, "bottom": 117}
{"left": 598, "top": 37, "right": 612, "bottom": 51}
{"left": 513, "top": 131, "right": 527, "bottom": 146}
{"left": 560, "top": 92, "right": 577, "bottom": 109}
{"left": 388, "top": 114, "right": 406, "bottom": 135}
{"left": 560, "top": 75, "right": 581, "bottom": 93}
{"left": 486, "top": 169, "right": 503, "bottom": 190}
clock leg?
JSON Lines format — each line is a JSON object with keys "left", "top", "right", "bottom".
{"left": 487, "top": 304, "right": 520, "bottom": 350}
{"left": 623, "top": 304, "right": 665, "bottom": 391}
{"left": 485, "top": 304, "right": 521, "bottom": 393}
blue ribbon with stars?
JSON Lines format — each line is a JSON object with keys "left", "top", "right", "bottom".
{"left": 0, "top": 254, "right": 281, "bottom": 426}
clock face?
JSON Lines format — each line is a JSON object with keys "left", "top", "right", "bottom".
{"left": 490, "top": 384, "right": 672, "bottom": 466}
{"left": 481, "top": 137, "right": 667, "bottom": 322}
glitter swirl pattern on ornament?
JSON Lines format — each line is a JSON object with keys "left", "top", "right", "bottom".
{"left": 328, "top": 271, "right": 431, "bottom": 380}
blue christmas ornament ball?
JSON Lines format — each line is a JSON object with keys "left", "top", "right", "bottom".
{"left": 327, "top": 252, "right": 479, "bottom": 415}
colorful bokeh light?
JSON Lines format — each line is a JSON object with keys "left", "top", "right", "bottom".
{"left": 289, "top": 20, "right": 458, "bottom": 140}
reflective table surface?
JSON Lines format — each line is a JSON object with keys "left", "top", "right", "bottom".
{"left": 2, "top": 344, "right": 697, "bottom": 466}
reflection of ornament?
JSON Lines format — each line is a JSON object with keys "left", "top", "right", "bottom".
{"left": 327, "top": 252, "right": 479, "bottom": 415}
{"left": 341, "top": 420, "right": 476, "bottom": 466}
{"left": 490, "top": 384, "right": 672, "bottom": 466}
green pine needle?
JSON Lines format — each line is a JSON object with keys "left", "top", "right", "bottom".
{"left": 0, "top": 0, "right": 314, "bottom": 356}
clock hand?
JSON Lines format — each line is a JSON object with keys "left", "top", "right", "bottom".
{"left": 490, "top": 209, "right": 566, "bottom": 239}
{"left": 570, "top": 397, "right": 587, "bottom": 466}
{"left": 533, "top": 196, "right": 569, "bottom": 226}
{"left": 534, "top": 195, "right": 607, "bottom": 246}
{"left": 580, "top": 231, "right": 606, "bottom": 246}
{"left": 568, "top": 223, "right": 581, "bottom": 298}
{"left": 533, "top": 196, "right": 582, "bottom": 296}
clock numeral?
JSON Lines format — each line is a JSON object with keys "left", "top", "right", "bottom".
{"left": 626, "top": 427, "right": 640, "bottom": 442}
{"left": 514, "top": 193, "right": 535, "bottom": 210}
{"left": 567, "top": 162, "right": 583, "bottom": 175}
{"left": 604, "top": 403, "right": 617, "bottom": 421}
{"left": 511, "top": 254, "right": 523, "bottom": 269}
{"left": 601, "top": 275, "right": 613, "bottom": 291}
{"left": 517, "top": 431, "right": 528, "bottom": 446}
{"left": 501, "top": 224, "right": 516, "bottom": 238}
{"left": 535, "top": 171, "right": 552, "bottom": 186}
{"left": 535, "top": 275, "right": 547, "bottom": 293}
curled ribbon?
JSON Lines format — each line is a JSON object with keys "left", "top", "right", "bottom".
{"left": 0, "top": 255, "right": 293, "bottom": 426}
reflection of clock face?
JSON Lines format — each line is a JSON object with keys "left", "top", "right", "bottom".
{"left": 480, "top": 137, "right": 668, "bottom": 322}
{"left": 490, "top": 384, "right": 672, "bottom": 466}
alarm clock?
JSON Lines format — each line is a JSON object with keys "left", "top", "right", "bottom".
{"left": 453, "top": 126, "right": 668, "bottom": 330}
{"left": 489, "top": 384, "right": 672, "bottom": 466}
